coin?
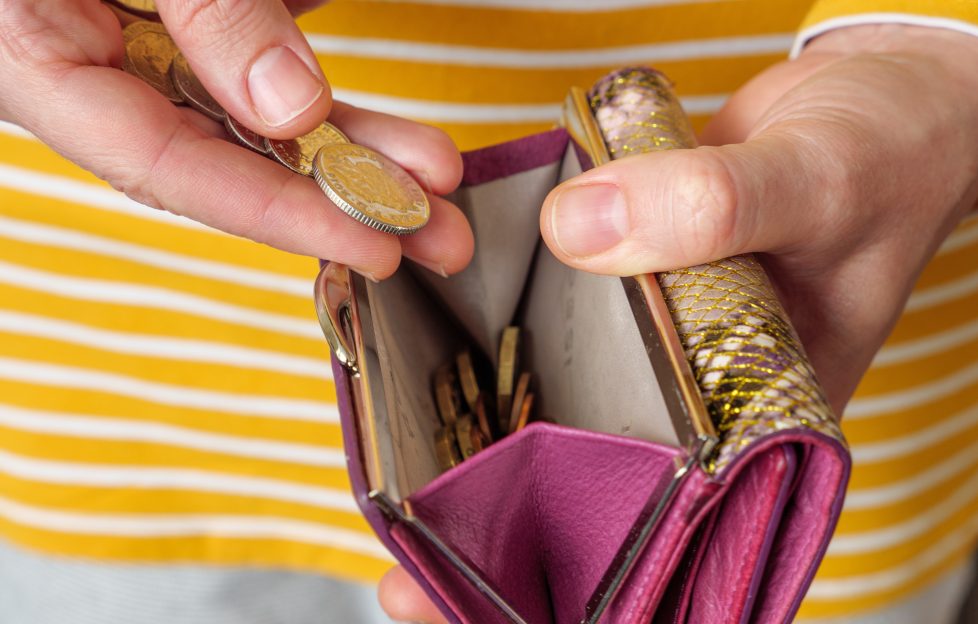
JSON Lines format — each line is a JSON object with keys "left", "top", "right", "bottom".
{"left": 225, "top": 115, "right": 270, "bottom": 155}
{"left": 122, "top": 22, "right": 182, "bottom": 103}
{"left": 267, "top": 122, "right": 349, "bottom": 176}
{"left": 455, "top": 351, "right": 481, "bottom": 413}
{"left": 434, "top": 426, "right": 462, "bottom": 471}
{"left": 513, "top": 393, "right": 535, "bottom": 433}
{"left": 313, "top": 143, "right": 430, "bottom": 235}
{"left": 170, "top": 53, "right": 225, "bottom": 122}
{"left": 474, "top": 395, "right": 494, "bottom": 443}
{"left": 454, "top": 415, "right": 478, "bottom": 460}
{"left": 507, "top": 372, "right": 532, "bottom": 435}
{"left": 433, "top": 365, "right": 461, "bottom": 427}
{"left": 497, "top": 327, "right": 520, "bottom": 431}
{"left": 107, "top": 0, "right": 159, "bottom": 19}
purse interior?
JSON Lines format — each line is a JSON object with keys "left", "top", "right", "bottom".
{"left": 355, "top": 131, "right": 680, "bottom": 501}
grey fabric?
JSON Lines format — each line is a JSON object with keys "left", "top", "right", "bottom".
{"left": 0, "top": 540, "right": 392, "bottom": 624}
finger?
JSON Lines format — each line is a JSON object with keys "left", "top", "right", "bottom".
{"left": 15, "top": 61, "right": 400, "bottom": 277}
{"left": 330, "top": 102, "right": 464, "bottom": 195}
{"left": 539, "top": 135, "right": 832, "bottom": 276}
{"left": 156, "top": 0, "right": 331, "bottom": 139}
{"left": 378, "top": 566, "right": 450, "bottom": 624}
{"left": 401, "top": 195, "right": 475, "bottom": 276}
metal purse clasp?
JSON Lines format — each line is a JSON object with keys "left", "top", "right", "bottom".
{"left": 314, "top": 262, "right": 359, "bottom": 375}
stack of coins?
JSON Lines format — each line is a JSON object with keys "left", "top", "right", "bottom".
{"left": 432, "top": 327, "right": 536, "bottom": 473}
{"left": 116, "top": 14, "right": 430, "bottom": 235}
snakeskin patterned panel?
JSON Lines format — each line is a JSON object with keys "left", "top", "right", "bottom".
{"left": 588, "top": 68, "right": 845, "bottom": 473}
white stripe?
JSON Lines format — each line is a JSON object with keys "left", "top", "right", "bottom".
{"left": 371, "top": 0, "right": 730, "bottom": 10}
{"left": 0, "top": 121, "right": 34, "bottom": 140}
{"left": 792, "top": 13, "right": 978, "bottom": 58}
{"left": 0, "top": 310, "right": 331, "bottom": 380}
{"left": 845, "top": 360, "right": 978, "bottom": 419}
{"left": 332, "top": 87, "right": 727, "bottom": 122}
{"left": 0, "top": 163, "right": 212, "bottom": 232}
{"left": 852, "top": 402, "right": 978, "bottom": 464}
{"left": 828, "top": 461, "right": 978, "bottom": 555}
{"left": 904, "top": 266, "right": 978, "bottom": 312}
{"left": 309, "top": 33, "right": 792, "bottom": 69}
{"left": 0, "top": 496, "right": 391, "bottom": 560}
{"left": 0, "top": 215, "right": 311, "bottom": 297}
{"left": 0, "top": 403, "right": 343, "bottom": 468}
{"left": 872, "top": 316, "right": 978, "bottom": 367}
{"left": 0, "top": 357, "right": 337, "bottom": 423}
{"left": 0, "top": 260, "right": 322, "bottom": 340}
{"left": 845, "top": 436, "right": 978, "bottom": 509}
{"left": 938, "top": 220, "right": 978, "bottom": 256}
{"left": 809, "top": 512, "right": 978, "bottom": 599}
{"left": 0, "top": 449, "right": 354, "bottom": 512}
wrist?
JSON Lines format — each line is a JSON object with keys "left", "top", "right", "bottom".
{"left": 803, "top": 23, "right": 978, "bottom": 89}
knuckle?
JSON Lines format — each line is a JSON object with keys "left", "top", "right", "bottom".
{"left": 670, "top": 150, "right": 740, "bottom": 262}
{"left": 168, "top": 0, "right": 257, "bottom": 42}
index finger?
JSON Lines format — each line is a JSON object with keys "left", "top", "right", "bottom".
{"left": 18, "top": 61, "right": 401, "bottom": 276}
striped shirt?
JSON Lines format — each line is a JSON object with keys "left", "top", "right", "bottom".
{"left": 1, "top": 0, "right": 978, "bottom": 621}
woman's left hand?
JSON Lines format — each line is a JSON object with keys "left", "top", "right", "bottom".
{"left": 378, "top": 22, "right": 978, "bottom": 622}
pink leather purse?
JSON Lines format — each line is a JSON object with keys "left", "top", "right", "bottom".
{"left": 315, "top": 68, "right": 850, "bottom": 624}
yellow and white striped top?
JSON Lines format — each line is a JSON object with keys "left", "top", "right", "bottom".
{"left": 1, "top": 0, "right": 978, "bottom": 620}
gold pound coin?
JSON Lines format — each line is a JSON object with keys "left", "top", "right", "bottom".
{"left": 267, "top": 122, "right": 349, "bottom": 177}
{"left": 455, "top": 351, "right": 481, "bottom": 412}
{"left": 454, "top": 415, "right": 478, "bottom": 460}
{"left": 122, "top": 22, "right": 181, "bottom": 103}
{"left": 507, "top": 372, "right": 532, "bottom": 435}
{"left": 313, "top": 143, "right": 430, "bottom": 235}
{"left": 474, "top": 395, "right": 494, "bottom": 443}
{"left": 225, "top": 115, "right": 270, "bottom": 155}
{"left": 170, "top": 52, "right": 225, "bottom": 122}
{"left": 514, "top": 393, "right": 535, "bottom": 433}
{"left": 497, "top": 327, "right": 520, "bottom": 432}
{"left": 434, "top": 426, "right": 462, "bottom": 472}
{"left": 433, "top": 365, "right": 461, "bottom": 427}
{"left": 107, "top": 0, "right": 159, "bottom": 19}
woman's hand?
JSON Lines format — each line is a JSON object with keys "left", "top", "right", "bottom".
{"left": 378, "top": 23, "right": 978, "bottom": 622}
{"left": 0, "top": 0, "right": 473, "bottom": 279}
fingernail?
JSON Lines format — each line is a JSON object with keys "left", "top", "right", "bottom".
{"left": 412, "top": 258, "right": 449, "bottom": 278}
{"left": 352, "top": 267, "right": 381, "bottom": 283}
{"left": 551, "top": 183, "right": 629, "bottom": 258}
{"left": 248, "top": 46, "right": 324, "bottom": 127}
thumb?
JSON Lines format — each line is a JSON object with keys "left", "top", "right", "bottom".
{"left": 539, "top": 135, "right": 822, "bottom": 276}
{"left": 157, "top": 0, "right": 331, "bottom": 138}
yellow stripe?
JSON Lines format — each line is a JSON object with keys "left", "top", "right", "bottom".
{"left": 800, "top": 550, "right": 973, "bottom": 618}
{"left": 843, "top": 385, "right": 978, "bottom": 441}
{"left": 0, "top": 282, "right": 324, "bottom": 358}
{"left": 820, "top": 492, "right": 978, "bottom": 576}
{"left": 0, "top": 237, "right": 313, "bottom": 319}
{"left": 0, "top": 473, "right": 366, "bottom": 530}
{"left": 0, "top": 425, "right": 346, "bottom": 488}
{"left": 855, "top": 332, "right": 978, "bottom": 397}
{"left": 0, "top": 381, "right": 341, "bottom": 446}
{"left": 317, "top": 53, "right": 781, "bottom": 104}
{"left": 0, "top": 518, "right": 391, "bottom": 584}
{"left": 884, "top": 289, "right": 978, "bottom": 344}
{"left": 802, "top": 0, "right": 978, "bottom": 31}
{"left": 0, "top": 145, "right": 317, "bottom": 278}
{"left": 304, "top": 0, "right": 809, "bottom": 49}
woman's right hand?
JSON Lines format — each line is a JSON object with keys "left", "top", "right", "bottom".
{"left": 0, "top": 0, "right": 474, "bottom": 279}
